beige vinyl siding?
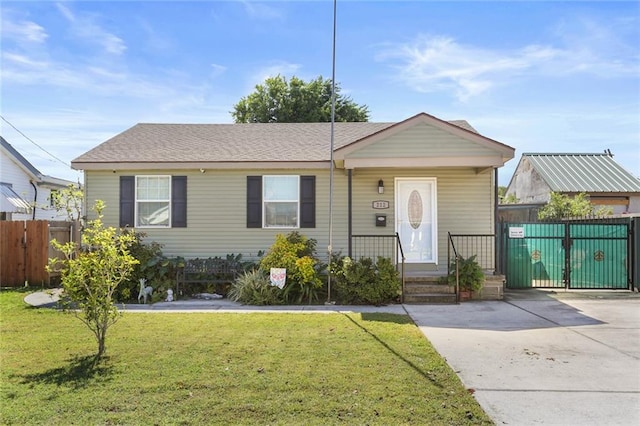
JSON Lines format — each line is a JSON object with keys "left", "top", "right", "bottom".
{"left": 345, "top": 123, "right": 496, "bottom": 159}
{"left": 85, "top": 166, "right": 495, "bottom": 269}
{"left": 85, "top": 169, "right": 350, "bottom": 262}
{"left": 350, "top": 168, "right": 494, "bottom": 270}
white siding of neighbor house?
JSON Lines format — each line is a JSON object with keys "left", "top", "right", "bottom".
{"left": 0, "top": 152, "right": 68, "bottom": 221}
{"left": 345, "top": 123, "right": 497, "bottom": 159}
{"left": 85, "top": 166, "right": 495, "bottom": 269}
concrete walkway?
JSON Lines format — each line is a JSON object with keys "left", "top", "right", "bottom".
{"left": 24, "top": 288, "right": 640, "bottom": 425}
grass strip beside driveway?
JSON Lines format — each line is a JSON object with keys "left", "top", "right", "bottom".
{"left": 1, "top": 290, "right": 492, "bottom": 425}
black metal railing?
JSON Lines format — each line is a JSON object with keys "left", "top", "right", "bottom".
{"left": 447, "top": 233, "right": 496, "bottom": 273}
{"left": 350, "top": 233, "right": 406, "bottom": 302}
{"left": 448, "top": 233, "right": 496, "bottom": 304}
{"left": 448, "top": 233, "right": 461, "bottom": 304}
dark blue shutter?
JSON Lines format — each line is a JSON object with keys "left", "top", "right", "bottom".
{"left": 172, "top": 176, "right": 187, "bottom": 228}
{"left": 120, "top": 176, "right": 135, "bottom": 228}
{"left": 300, "top": 175, "right": 315, "bottom": 228}
{"left": 247, "top": 176, "right": 262, "bottom": 228}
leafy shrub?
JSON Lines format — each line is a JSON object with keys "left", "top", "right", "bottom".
{"left": 259, "top": 232, "right": 323, "bottom": 304}
{"left": 331, "top": 256, "right": 400, "bottom": 305}
{"left": 116, "top": 231, "right": 179, "bottom": 302}
{"left": 448, "top": 255, "right": 484, "bottom": 292}
{"left": 538, "top": 192, "right": 612, "bottom": 220}
{"left": 228, "top": 269, "right": 282, "bottom": 305}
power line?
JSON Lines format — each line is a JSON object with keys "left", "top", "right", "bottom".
{"left": 0, "top": 114, "right": 71, "bottom": 168}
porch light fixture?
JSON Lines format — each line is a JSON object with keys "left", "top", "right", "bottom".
{"left": 378, "top": 179, "right": 384, "bottom": 194}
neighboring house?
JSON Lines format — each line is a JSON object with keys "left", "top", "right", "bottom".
{"left": 504, "top": 153, "right": 640, "bottom": 216}
{"left": 71, "top": 112, "right": 515, "bottom": 273}
{"left": 1, "top": 136, "right": 77, "bottom": 221}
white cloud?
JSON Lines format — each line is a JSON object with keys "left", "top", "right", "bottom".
{"left": 55, "top": 3, "right": 126, "bottom": 55}
{"left": 2, "top": 52, "right": 48, "bottom": 69}
{"left": 248, "top": 61, "right": 302, "bottom": 88}
{"left": 239, "top": 0, "right": 285, "bottom": 20}
{"left": 0, "top": 16, "right": 48, "bottom": 43}
{"left": 547, "top": 16, "right": 640, "bottom": 77}
{"left": 376, "top": 35, "right": 563, "bottom": 101}
{"left": 210, "top": 63, "right": 227, "bottom": 78}
{"left": 376, "top": 19, "right": 639, "bottom": 102}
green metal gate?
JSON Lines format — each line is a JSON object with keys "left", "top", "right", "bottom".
{"left": 503, "top": 221, "right": 630, "bottom": 290}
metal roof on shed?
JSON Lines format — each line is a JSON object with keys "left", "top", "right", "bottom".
{"left": 524, "top": 153, "right": 640, "bottom": 193}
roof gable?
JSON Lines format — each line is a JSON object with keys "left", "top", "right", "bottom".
{"left": 333, "top": 113, "right": 514, "bottom": 160}
{"left": 333, "top": 113, "right": 514, "bottom": 169}
{"left": 1, "top": 136, "right": 41, "bottom": 179}
{"left": 343, "top": 122, "right": 497, "bottom": 159}
{"left": 1, "top": 136, "right": 76, "bottom": 188}
{"left": 518, "top": 153, "right": 640, "bottom": 193}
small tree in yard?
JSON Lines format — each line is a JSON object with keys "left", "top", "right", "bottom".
{"left": 48, "top": 200, "right": 139, "bottom": 357}
{"left": 50, "top": 183, "right": 84, "bottom": 222}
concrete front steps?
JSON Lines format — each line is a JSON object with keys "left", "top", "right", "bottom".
{"left": 403, "top": 273, "right": 505, "bottom": 304}
{"left": 403, "top": 275, "right": 456, "bottom": 304}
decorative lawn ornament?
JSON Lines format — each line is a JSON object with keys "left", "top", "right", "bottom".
{"left": 165, "top": 288, "right": 173, "bottom": 302}
{"left": 138, "top": 278, "right": 153, "bottom": 304}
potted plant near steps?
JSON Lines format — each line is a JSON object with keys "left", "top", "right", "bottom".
{"left": 448, "top": 255, "right": 485, "bottom": 301}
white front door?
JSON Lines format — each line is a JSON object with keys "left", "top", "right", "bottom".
{"left": 395, "top": 178, "right": 437, "bottom": 263}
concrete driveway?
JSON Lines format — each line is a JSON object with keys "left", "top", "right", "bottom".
{"left": 404, "top": 290, "right": 640, "bottom": 426}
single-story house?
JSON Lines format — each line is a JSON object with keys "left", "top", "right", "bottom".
{"left": 71, "top": 112, "right": 515, "bottom": 274}
{"left": 504, "top": 153, "right": 640, "bottom": 215}
{"left": 1, "top": 136, "right": 76, "bottom": 221}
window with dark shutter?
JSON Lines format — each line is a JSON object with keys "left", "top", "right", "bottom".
{"left": 172, "top": 176, "right": 187, "bottom": 228}
{"left": 247, "top": 176, "right": 262, "bottom": 228}
{"left": 120, "top": 176, "right": 135, "bottom": 228}
{"left": 300, "top": 175, "right": 315, "bottom": 228}
{"left": 120, "top": 175, "right": 187, "bottom": 228}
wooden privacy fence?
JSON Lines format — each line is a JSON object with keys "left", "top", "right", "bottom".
{"left": 0, "top": 220, "right": 74, "bottom": 287}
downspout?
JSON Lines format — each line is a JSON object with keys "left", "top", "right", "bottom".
{"left": 348, "top": 169, "right": 352, "bottom": 258}
{"left": 30, "top": 181, "right": 37, "bottom": 220}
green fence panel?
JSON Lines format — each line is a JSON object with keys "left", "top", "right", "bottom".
{"left": 506, "top": 223, "right": 565, "bottom": 288}
{"left": 569, "top": 224, "right": 628, "bottom": 289}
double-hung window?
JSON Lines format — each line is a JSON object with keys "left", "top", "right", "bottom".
{"left": 247, "top": 175, "right": 315, "bottom": 229}
{"left": 136, "top": 176, "right": 171, "bottom": 227}
{"left": 263, "top": 175, "right": 299, "bottom": 228}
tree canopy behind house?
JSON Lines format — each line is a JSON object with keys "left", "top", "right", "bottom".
{"left": 231, "top": 75, "right": 370, "bottom": 123}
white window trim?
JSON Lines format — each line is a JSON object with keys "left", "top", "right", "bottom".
{"left": 135, "top": 175, "right": 172, "bottom": 228}
{"left": 262, "top": 175, "right": 300, "bottom": 229}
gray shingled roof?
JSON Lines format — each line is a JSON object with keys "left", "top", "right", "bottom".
{"left": 72, "top": 119, "right": 478, "bottom": 164}
{"left": 524, "top": 153, "right": 640, "bottom": 193}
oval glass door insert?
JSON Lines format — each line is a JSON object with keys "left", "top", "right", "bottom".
{"left": 408, "top": 190, "right": 423, "bottom": 229}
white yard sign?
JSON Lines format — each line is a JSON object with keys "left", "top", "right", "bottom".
{"left": 509, "top": 227, "right": 525, "bottom": 239}
{"left": 270, "top": 268, "right": 286, "bottom": 289}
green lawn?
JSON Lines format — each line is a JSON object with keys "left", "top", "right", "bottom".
{"left": 0, "top": 290, "right": 492, "bottom": 425}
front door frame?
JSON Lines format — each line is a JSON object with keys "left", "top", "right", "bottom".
{"left": 395, "top": 177, "right": 438, "bottom": 264}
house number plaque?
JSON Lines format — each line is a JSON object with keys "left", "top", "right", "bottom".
{"left": 372, "top": 200, "right": 389, "bottom": 209}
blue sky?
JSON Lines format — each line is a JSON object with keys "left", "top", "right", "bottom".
{"left": 1, "top": 0, "right": 639, "bottom": 186}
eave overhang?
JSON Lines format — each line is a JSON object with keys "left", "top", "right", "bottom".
{"left": 71, "top": 161, "right": 331, "bottom": 171}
